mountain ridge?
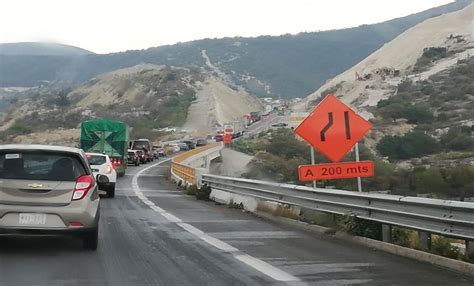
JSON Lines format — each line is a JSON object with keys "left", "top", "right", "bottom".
{"left": 0, "top": 42, "right": 94, "bottom": 56}
{"left": 0, "top": 0, "right": 470, "bottom": 98}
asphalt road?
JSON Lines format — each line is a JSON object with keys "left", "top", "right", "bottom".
{"left": 244, "top": 113, "right": 281, "bottom": 137}
{"left": 0, "top": 159, "right": 472, "bottom": 286}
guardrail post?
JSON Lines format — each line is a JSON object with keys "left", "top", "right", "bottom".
{"left": 195, "top": 168, "right": 207, "bottom": 189}
{"left": 466, "top": 240, "right": 474, "bottom": 256}
{"left": 204, "top": 155, "right": 210, "bottom": 168}
{"left": 382, "top": 224, "right": 392, "bottom": 243}
{"left": 418, "top": 231, "right": 431, "bottom": 251}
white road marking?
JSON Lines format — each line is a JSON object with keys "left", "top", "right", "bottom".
{"left": 234, "top": 254, "right": 302, "bottom": 282}
{"left": 132, "top": 159, "right": 300, "bottom": 283}
{"left": 207, "top": 231, "right": 301, "bottom": 239}
{"left": 143, "top": 194, "right": 184, "bottom": 198}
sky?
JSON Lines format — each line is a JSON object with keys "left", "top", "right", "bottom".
{"left": 0, "top": 0, "right": 453, "bottom": 54}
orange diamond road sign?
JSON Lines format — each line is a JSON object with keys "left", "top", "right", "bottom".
{"left": 295, "top": 95, "right": 372, "bottom": 162}
{"left": 299, "top": 161, "right": 374, "bottom": 181}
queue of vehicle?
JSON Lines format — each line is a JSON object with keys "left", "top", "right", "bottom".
{"left": 0, "top": 115, "right": 217, "bottom": 251}
{"left": 0, "top": 119, "right": 182, "bottom": 251}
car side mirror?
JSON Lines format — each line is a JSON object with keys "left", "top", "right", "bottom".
{"left": 96, "top": 174, "right": 109, "bottom": 184}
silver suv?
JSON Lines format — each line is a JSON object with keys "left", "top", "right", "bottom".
{"left": 0, "top": 144, "right": 102, "bottom": 250}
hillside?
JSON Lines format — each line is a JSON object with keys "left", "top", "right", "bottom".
{"left": 232, "top": 5, "right": 474, "bottom": 198}
{"left": 183, "top": 77, "right": 263, "bottom": 133}
{"left": 0, "top": 0, "right": 470, "bottom": 98}
{"left": 0, "top": 42, "right": 93, "bottom": 56}
{"left": 0, "top": 65, "right": 262, "bottom": 145}
{"left": 298, "top": 4, "right": 473, "bottom": 110}
{"left": 295, "top": 4, "right": 474, "bottom": 167}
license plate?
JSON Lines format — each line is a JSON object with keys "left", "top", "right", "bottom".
{"left": 92, "top": 168, "right": 99, "bottom": 172}
{"left": 19, "top": 213, "right": 47, "bottom": 225}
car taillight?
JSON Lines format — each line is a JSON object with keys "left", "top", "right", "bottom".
{"left": 69, "top": 221, "right": 84, "bottom": 227}
{"left": 72, "top": 175, "right": 94, "bottom": 201}
{"left": 106, "top": 164, "right": 113, "bottom": 174}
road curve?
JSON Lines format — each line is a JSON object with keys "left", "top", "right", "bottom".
{"left": 0, "top": 159, "right": 471, "bottom": 286}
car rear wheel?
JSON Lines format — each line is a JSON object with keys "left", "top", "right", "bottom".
{"left": 83, "top": 227, "right": 98, "bottom": 250}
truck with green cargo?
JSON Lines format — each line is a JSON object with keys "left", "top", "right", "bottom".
{"left": 80, "top": 119, "right": 129, "bottom": 177}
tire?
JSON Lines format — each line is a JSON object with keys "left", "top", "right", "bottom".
{"left": 107, "top": 184, "right": 115, "bottom": 198}
{"left": 83, "top": 227, "right": 98, "bottom": 250}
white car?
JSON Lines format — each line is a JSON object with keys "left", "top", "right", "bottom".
{"left": 86, "top": 153, "right": 117, "bottom": 198}
{"left": 169, "top": 143, "right": 181, "bottom": 152}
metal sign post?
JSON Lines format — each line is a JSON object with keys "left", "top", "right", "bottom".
{"left": 310, "top": 147, "right": 317, "bottom": 188}
{"left": 355, "top": 143, "right": 362, "bottom": 192}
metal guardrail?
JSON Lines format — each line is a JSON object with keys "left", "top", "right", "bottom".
{"left": 171, "top": 143, "right": 222, "bottom": 185}
{"left": 172, "top": 163, "right": 197, "bottom": 185}
{"left": 201, "top": 174, "right": 474, "bottom": 240}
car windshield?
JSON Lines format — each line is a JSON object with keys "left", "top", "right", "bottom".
{"left": 0, "top": 151, "right": 86, "bottom": 181}
{"left": 87, "top": 155, "right": 106, "bottom": 165}
{"left": 132, "top": 141, "right": 148, "bottom": 150}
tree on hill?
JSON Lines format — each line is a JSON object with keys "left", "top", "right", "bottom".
{"left": 440, "top": 126, "right": 474, "bottom": 151}
{"left": 377, "top": 131, "right": 439, "bottom": 160}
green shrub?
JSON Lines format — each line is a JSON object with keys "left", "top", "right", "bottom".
{"left": 8, "top": 121, "right": 32, "bottom": 135}
{"left": 421, "top": 84, "right": 435, "bottom": 95}
{"left": 232, "top": 140, "right": 258, "bottom": 155}
{"left": 377, "top": 131, "right": 439, "bottom": 160}
{"left": 244, "top": 152, "right": 294, "bottom": 182}
{"left": 339, "top": 216, "right": 382, "bottom": 240}
{"left": 443, "top": 165, "right": 474, "bottom": 200}
{"left": 196, "top": 185, "right": 211, "bottom": 200}
{"left": 186, "top": 185, "right": 198, "bottom": 196}
{"left": 392, "top": 227, "right": 418, "bottom": 248}
{"left": 402, "top": 105, "right": 434, "bottom": 124}
{"left": 414, "top": 47, "right": 448, "bottom": 71}
{"left": 410, "top": 168, "right": 450, "bottom": 193}
{"left": 48, "top": 88, "right": 72, "bottom": 107}
{"left": 436, "top": 113, "right": 449, "bottom": 121}
{"left": 464, "top": 251, "right": 474, "bottom": 263}
{"left": 265, "top": 128, "right": 311, "bottom": 159}
{"left": 430, "top": 236, "right": 460, "bottom": 259}
{"left": 440, "top": 127, "right": 474, "bottom": 151}
{"left": 396, "top": 80, "right": 414, "bottom": 93}
{"left": 377, "top": 98, "right": 434, "bottom": 123}
{"left": 164, "top": 70, "right": 177, "bottom": 81}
